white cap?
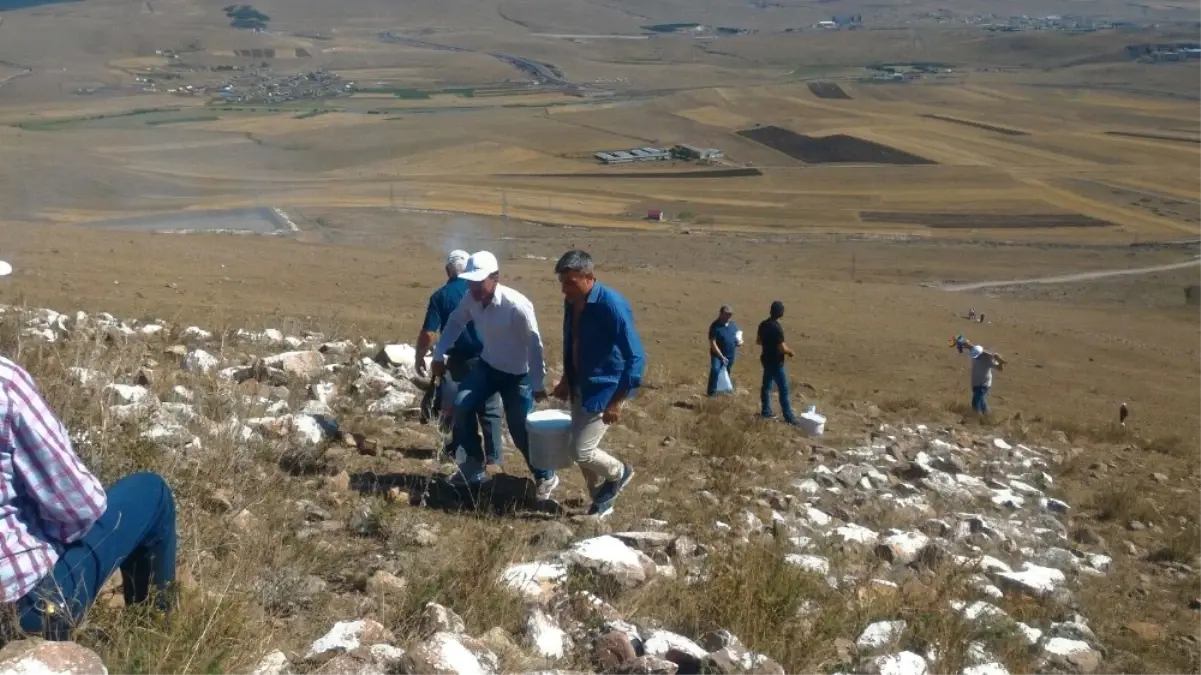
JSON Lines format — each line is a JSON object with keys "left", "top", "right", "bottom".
{"left": 970, "top": 345, "right": 985, "bottom": 359}
{"left": 446, "top": 249, "right": 469, "bottom": 267}
{"left": 0, "top": 261, "right": 11, "bottom": 277}
{"left": 459, "top": 251, "right": 499, "bottom": 282}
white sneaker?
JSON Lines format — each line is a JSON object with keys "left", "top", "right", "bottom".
{"left": 535, "top": 474, "right": 560, "bottom": 501}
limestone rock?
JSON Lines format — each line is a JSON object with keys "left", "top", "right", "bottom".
{"left": 421, "top": 602, "right": 467, "bottom": 635}
{"left": 399, "top": 632, "right": 499, "bottom": 675}
{"left": 263, "top": 351, "right": 326, "bottom": 379}
{"left": 565, "top": 536, "right": 659, "bottom": 588}
{"left": 0, "top": 640, "right": 108, "bottom": 675}
{"left": 524, "top": 607, "right": 571, "bottom": 659}
{"left": 306, "top": 619, "right": 395, "bottom": 659}
{"left": 251, "top": 650, "right": 293, "bottom": 675}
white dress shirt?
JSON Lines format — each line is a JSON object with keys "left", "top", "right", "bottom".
{"left": 432, "top": 284, "right": 546, "bottom": 390}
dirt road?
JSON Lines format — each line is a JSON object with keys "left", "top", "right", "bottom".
{"left": 936, "top": 257, "right": 1201, "bottom": 292}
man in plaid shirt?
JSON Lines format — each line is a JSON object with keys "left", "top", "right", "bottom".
{"left": 0, "top": 354, "right": 178, "bottom": 640}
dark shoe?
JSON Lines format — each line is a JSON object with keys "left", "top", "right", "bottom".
{"left": 592, "top": 463, "right": 634, "bottom": 510}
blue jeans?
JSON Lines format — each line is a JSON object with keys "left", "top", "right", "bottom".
{"left": 972, "top": 386, "right": 990, "bottom": 415}
{"left": 453, "top": 360, "right": 552, "bottom": 483}
{"left": 706, "top": 355, "right": 736, "bottom": 396}
{"left": 443, "top": 356, "right": 503, "bottom": 464}
{"left": 760, "top": 363, "right": 796, "bottom": 423}
{"left": 16, "top": 472, "right": 177, "bottom": 640}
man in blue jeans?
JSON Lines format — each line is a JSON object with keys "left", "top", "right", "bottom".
{"left": 414, "top": 250, "right": 503, "bottom": 465}
{"left": 0, "top": 354, "right": 177, "bottom": 641}
{"left": 756, "top": 300, "right": 798, "bottom": 425}
{"left": 430, "top": 251, "right": 559, "bottom": 500}
{"left": 707, "top": 304, "right": 741, "bottom": 397}
{"left": 960, "top": 340, "right": 1005, "bottom": 416}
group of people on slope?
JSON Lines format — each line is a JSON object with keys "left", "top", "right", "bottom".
{"left": 414, "top": 249, "right": 641, "bottom": 518}
{"left": 706, "top": 300, "right": 800, "bottom": 424}
{"left": 0, "top": 248, "right": 1010, "bottom": 646}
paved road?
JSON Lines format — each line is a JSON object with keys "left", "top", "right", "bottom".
{"left": 935, "top": 257, "right": 1201, "bottom": 292}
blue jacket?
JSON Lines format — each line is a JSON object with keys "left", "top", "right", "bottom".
{"left": 563, "top": 282, "right": 646, "bottom": 413}
{"left": 423, "top": 278, "right": 484, "bottom": 362}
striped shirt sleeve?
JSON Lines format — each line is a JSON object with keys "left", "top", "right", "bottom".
{"left": 6, "top": 367, "right": 106, "bottom": 543}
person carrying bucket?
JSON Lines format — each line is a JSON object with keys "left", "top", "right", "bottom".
{"left": 430, "top": 251, "right": 559, "bottom": 500}
{"left": 707, "top": 304, "right": 741, "bottom": 397}
{"left": 953, "top": 337, "right": 1006, "bottom": 416}
{"left": 551, "top": 250, "right": 643, "bottom": 518}
{"left": 414, "top": 250, "right": 503, "bottom": 465}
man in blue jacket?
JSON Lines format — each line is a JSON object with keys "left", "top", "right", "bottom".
{"left": 707, "top": 304, "right": 740, "bottom": 396}
{"left": 415, "top": 250, "right": 503, "bottom": 465}
{"left": 550, "top": 250, "right": 643, "bottom": 518}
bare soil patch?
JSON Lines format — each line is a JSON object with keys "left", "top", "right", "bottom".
{"left": 921, "top": 113, "right": 1029, "bottom": 136}
{"left": 737, "top": 126, "right": 937, "bottom": 165}
{"left": 861, "top": 211, "right": 1114, "bottom": 229}
{"left": 807, "top": 82, "right": 852, "bottom": 99}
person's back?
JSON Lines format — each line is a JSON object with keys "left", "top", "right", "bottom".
{"left": 757, "top": 317, "right": 785, "bottom": 366}
{"left": 971, "top": 352, "right": 996, "bottom": 388}
{"left": 430, "top": 277, "right": 484, "bottom": 361}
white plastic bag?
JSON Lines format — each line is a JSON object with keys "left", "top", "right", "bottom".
{"left": 715, "top": 366, "right": 734, "bottom": 394}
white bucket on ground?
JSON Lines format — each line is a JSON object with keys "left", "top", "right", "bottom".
{"left": 798, "top": 410, "right": 826, "bottom": 437}
{"left": 526, "top": 409, "right": 575, "bottom": 470}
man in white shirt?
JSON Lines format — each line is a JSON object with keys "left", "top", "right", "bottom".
{"left": 431, "top": 251, "right": 559, "bottom": 499}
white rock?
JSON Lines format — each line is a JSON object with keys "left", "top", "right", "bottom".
{"left": 499, "top": 561, "right": 568, "bottom": 601}
{"left": 834, "top": 523, "right": 879, "bottom": 544}
{"left": 185, "top": 349, "right": 220, "bottom": 373}
{"left": 0, "top": 640, "right": 109, "bottom": 675}
{"left": 784, "top": 554, "right": 830, "bottom": 575}
{"left": 565, "top": 536, "right": 657, "bottom": 587}
{"left": 291, "top": 414, "right": 326, "bottom": 445}
{"left": 872, "top": 651, "right": 928, "bottom": 675}
{"left": 877, "top": 531, "right": 929, "bottom": 564}
{"left": 367, "top": 388, "right": 417, "bottom": 415}
{"left": 376, "top": 344, "right": 419, "bottom": 371}
{"left": 310, "top": 382, "right": 337, "bottom": 403}
{"left": 306, "top": 619, "right": 393, "bottom": 659}
{"left": 992, "top": 438, "right": 1012, "bottom": 450}
{"left": 524, "top": 608, "right": 569, "bottom": 659}
{"left": 104, "top": 383, "right": 150, "bottom": 404}
{"left": 284, "top": 336, "right": 304, "bottom": 349}
{"left": 1086, "top": 554, "right": 1111, "bottom": 572}
{"left": 962, "top": 663, "right": 1009, "bottom": 675}
{"left": 251, "top": 650, "right": 293, "bottom": 675}
{"left": 1040, "top": 497, "right": 1071, "bottom": 514}
{"left": 856, "top": 620, "right": 907, "bottom": 650}
{"left": 803, "top": 506, "right": 832, "bottom": 526}
{"left": 793, "top": 478, "right": 821, "bottom": 496}
{"left": 67, "top": 367, "right": 101, "bottom": 385}
{"left": 1043, "top": 637, "right": 1094, "bottom": 659}
{"left": 402, "top": 632, "right": 497, "bottom": 675}
{"left": 172, "top": 385, "right": 195, "bottom": 402}
{"left": 369, "top": 644, "right": 406, "bottom": 668}
{"left": 1015, "top": 623, "right": 1043, "bottom": 646}
{"left": 181, "top": 326, "right": 212, "bottom": 340}
{"left": 994, "top": 563, "right": 1066, "bottom": 597}
{"left": 263, "top": 351, "right": 326, "bottom": 378}
{"left": 642, "top": 630, "right": 707, "bottom": 660}
{"left": 140, "top": 324, "right": 164, "bottom": 337}
{"left": 958, "top": 601, "right": 1007, "bottom": 622}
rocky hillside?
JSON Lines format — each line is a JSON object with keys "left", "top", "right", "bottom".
{"left": 0, "top": 304, "right": 1195, "bottom": 675}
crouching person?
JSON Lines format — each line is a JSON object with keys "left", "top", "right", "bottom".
{"left": 0, "top": 357, "right": 177, "bottom": 641}
{"left": 551, "top": 250, "right": 643, "bottom": 518}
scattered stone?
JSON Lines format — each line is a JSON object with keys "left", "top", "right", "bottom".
{"left": 399, "top": 632, "right": 499, "bottom": 675}
{"left": 0, "top": 639, "right": 108, "bottom": 675}
{"left": 642, "top": 630, "right": 707, "bottom": 662}
{"left": 594, "top": 630, "right": 638, "bottom": 671}
{"left": 614, "top": 656, "right": 679, "bottom": 674}
{"left": 869, "top": 651, "right": 928, "bottom": 675}
{"left": 251, "top": 650, "right": 294, "bottom": 675}
{"left": 524, "top": 607, "right": 570, "bottom": 660}
{"left": 366, "top": 570, "right": 407, "bottom": 596}
{"left": 993, "top": 563, "right": 1066, "bottom": 598}
{"left": 306, "top": 619, "right": 395, "bottom": 659}
{"left": 857, "top": 620, "right": 907, "bottom": 650}
{"left": 420, "top": 602, "right": 467, "bottom": 635}
{"left": 876, "top": 531, "right": 930, "bottom": 565}
{"left": 1042, "top": 637, "right": 1101, "bottom": 674}
{"left": 565, "top": 536, "right": 658, "bottom": 588}
{"left": 499, "top": 561, "right": 569, "bottom": 602}
{"left": 262, "top": 351, "right": 326, "bottom": 378}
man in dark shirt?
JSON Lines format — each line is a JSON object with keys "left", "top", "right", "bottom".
{"left": 707, "top": 304, "right": 741, "bottom": 397}
{"left": 414, "top": 250, "right": 503, "bottom": 464}
{"left": 756, "top": 300, "right": 797, "bottom": 425}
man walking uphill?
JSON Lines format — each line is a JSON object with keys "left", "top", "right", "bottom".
{"left": 551, "top": 250, "right": 642, "bottom": 518}
{"left": 431, "top": 251, "right": 558, "bottom": 499}
{"left": 707, "top": 304, "right": 740, "bottom": 397}
{"left": 414, "top": 250, "right": 503, "bottom": 465}
{"left": 757, "top": 300, "right": 798, "bottom": 425}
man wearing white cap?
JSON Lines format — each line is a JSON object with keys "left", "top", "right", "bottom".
{"left": 431, "top": 251, "right": 558, "bottom": 498}
{"left": 414, "top": 250, "right": 503, "bottom": 464}
{"left": 960, "top": 339, "right": 1006, "bottom": 416}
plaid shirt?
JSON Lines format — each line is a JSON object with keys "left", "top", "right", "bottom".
{"left": 0, "top": 357, "right": 106, "bottom": 602}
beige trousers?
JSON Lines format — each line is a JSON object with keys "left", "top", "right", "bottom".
{"left": 570, "top": 389, "right": 625, "bottom": 500}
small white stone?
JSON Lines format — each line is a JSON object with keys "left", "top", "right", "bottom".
{"left": 856, "top": 620, "right": 907, "bottom": 650}
{"left": 784, "top": 554, "right": 830, "bottom": 575}
{"left": 872, "top": 651, "right": 928, "bottom": 675}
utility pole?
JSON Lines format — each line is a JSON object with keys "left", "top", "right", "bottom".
{"left": 501, "top": 190, "right": 509, "bottom": 225}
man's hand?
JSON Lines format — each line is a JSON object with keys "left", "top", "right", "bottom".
{"left": 602, "top": 404, "right": 621, "bottom": 425}
{"left": 533, "top": 390, "right": 549, "bottom": 403}
{"left": 430, "top": 360, "right": 446, "bottom": 379}
{"left": 552, "top": 378, "right": 570, "bottom": 401}
{"left": 415, "top": 359, "right": 428, "bottom": 378}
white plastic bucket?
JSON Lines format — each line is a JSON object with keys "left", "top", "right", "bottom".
{"left": 735, "top": 329, "right": 744, "bottom": 346}
{"left": 526, "top": 409, "right": 575, "bottom": 470}
{"left": 798, "top": 411, "right": 825, "bottom": 437}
